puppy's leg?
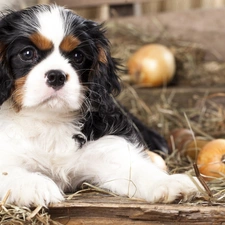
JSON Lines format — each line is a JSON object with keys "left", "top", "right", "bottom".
{"left": 0, "top": 166, "right": 64, "bottom": 206}
{"left": 77, "top": 135, "right": 200, "bottom": 203}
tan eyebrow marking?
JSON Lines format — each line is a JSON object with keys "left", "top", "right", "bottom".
{"left": 30, "top": 32, "right": 53, "bottom": 50}
{"left": 60, "top": 35, "right": 80, "bottom": 52}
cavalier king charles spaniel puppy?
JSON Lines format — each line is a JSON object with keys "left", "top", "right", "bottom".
{"left": 0, "top": 4, "right": 200, "bottom": 207}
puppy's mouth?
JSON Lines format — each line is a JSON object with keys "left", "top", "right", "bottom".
{"left": 40, "top": 70, "right": 69, "bottom": 107}
{"left": 40, "top": 93, "right": 69, "bottom": 109}
{"left": 38, "top": 87, "right": 82, "bottom": 111}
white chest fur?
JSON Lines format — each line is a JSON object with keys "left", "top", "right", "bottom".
{"left": 0, "top": 102, "right": 82, "bottom": 186}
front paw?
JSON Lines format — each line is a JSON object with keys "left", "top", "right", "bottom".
{"left": 2, "top": 173, "right": 64, "bottom": 207}
{"left": 150, "top": 174, "right": 200, "bottom": 203}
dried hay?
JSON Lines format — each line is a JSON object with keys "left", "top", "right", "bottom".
{"left": 0, "top": 191, "right": 54, "bottom": 225}
{"left": 117, "top": 84, "right": 225, "bottom": 205}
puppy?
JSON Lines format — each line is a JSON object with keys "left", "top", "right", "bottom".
{"left": 0, "top": 5, "right": 200, "bottom": 207}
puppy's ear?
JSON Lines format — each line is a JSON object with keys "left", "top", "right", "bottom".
{"left": 0, "top": 40, "right": 13, "bottom": 105}
{"left": 85, "top": 21, "right": 121, "bottom": 96}
{"left": 0, "top": 15, "right": 14, "bottom": 105}
{"left": 0, "top": 64, "right": 13, "bottom": 105}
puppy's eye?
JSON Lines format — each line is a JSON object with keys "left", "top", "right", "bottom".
{"left": 74, "top": 51, "right": 84, "bottom": 64}
{"left": 19, "top": 47, "right": 37, "bottom": 62}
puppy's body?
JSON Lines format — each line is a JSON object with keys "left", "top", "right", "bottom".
{"left": 0, "top": 5, "right": 199, "bottom": 206}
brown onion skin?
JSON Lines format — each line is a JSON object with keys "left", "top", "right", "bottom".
{"left": 168, "top": 128, "right": 208, "bottom": 160}
{"left": 127, "top": 44, "right": 175, "bottom": 87}
{"left": 197, "top": 139, "right": 225, "bottom": 180}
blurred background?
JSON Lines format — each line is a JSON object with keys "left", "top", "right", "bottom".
{"left": 4, "top": 0, "right": 225, "bottom": 20}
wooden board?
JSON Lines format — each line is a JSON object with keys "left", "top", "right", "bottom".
{"left": 49, "top": 192, "right": 225, "bottom": 224}
{"left": 52, "top": 0, "right": 150, "bottom": 8}
{"left": 110, "top": 8, "right": 225, "bottom": 61}
{"left": 135, "top": 87, "right": 225, "bottom": 108}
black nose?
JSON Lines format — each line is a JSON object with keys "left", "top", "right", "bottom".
{"left": 46, "top": 70, "right": 67, "bottom": 89}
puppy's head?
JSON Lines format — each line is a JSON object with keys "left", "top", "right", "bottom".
{"left": 0, "top": 5, "right": 120, "bottom": 112}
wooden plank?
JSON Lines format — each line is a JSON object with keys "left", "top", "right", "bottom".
{"left": 37, "top": 0, "right": 50, "bottom": 4}
{"left": 133, "top": 3, "right": 142, "bottom": 16}
{"left": 109, "top": 8, "right": 225, "bottom": 60}
{"left": 49, "top": 192, "right": 225, "bottom": 224}
{"left": 52, "top": 0, "right": 150, "bottom": 8}
{"left": 134, "top": 87, "right": 225, "bottom": 108}
{"left": 201, "top": 0, "right": 224, "bottom": 8}
{"left": 163, "top": 0, "right": 192, "bottom": 11}
{"left": 142, "top": 1, "right": 162, "bottom": 13}
{"left": 99, "top": 4, "right": 110, "bottom": 20}
{"left": 54, "top": 217, "right": 162, "bottom": 224}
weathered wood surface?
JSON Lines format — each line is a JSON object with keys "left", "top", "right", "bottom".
{"left": 110, "top": 8, "right": 225, "bottom": 61}
{"left": 52, "top": 0, "right": 152, "bottom": 8}
{"left": 133, "top": 87, "right": 225, "bottom": 108}
{"left": 49, "top": 192, "right": 225, "bottom": 224}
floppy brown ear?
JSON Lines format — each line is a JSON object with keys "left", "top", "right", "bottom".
{"left": 83, "top": 20, "right": 121, "bottom": 97}
{"left": 93, "top": 47, "right": 121, "bottom": 98}
{"left": 92, "top": 42, "right": 121, "bottom": 96}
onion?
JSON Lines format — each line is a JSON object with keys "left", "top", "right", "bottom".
{"left": 127, "top": 44, "right": 175, "bottom": 87}
{"left": 197, "top": 139, "right": 225, "bottom": 180}
{"left": 184, "top": 139, "right": 208, "bottom": 160}
{"left": 168, "top": 128, "right": 208, "bottom": 160}
{"left": 168, "top": 128, "right": 193, "bottom": 152}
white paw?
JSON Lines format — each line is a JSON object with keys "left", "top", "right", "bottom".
{"left": 1, "top": 172, "right": 64, "bottom": 207}
{"left": 149, "top": 174, "right": 200, "bottom": 203}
